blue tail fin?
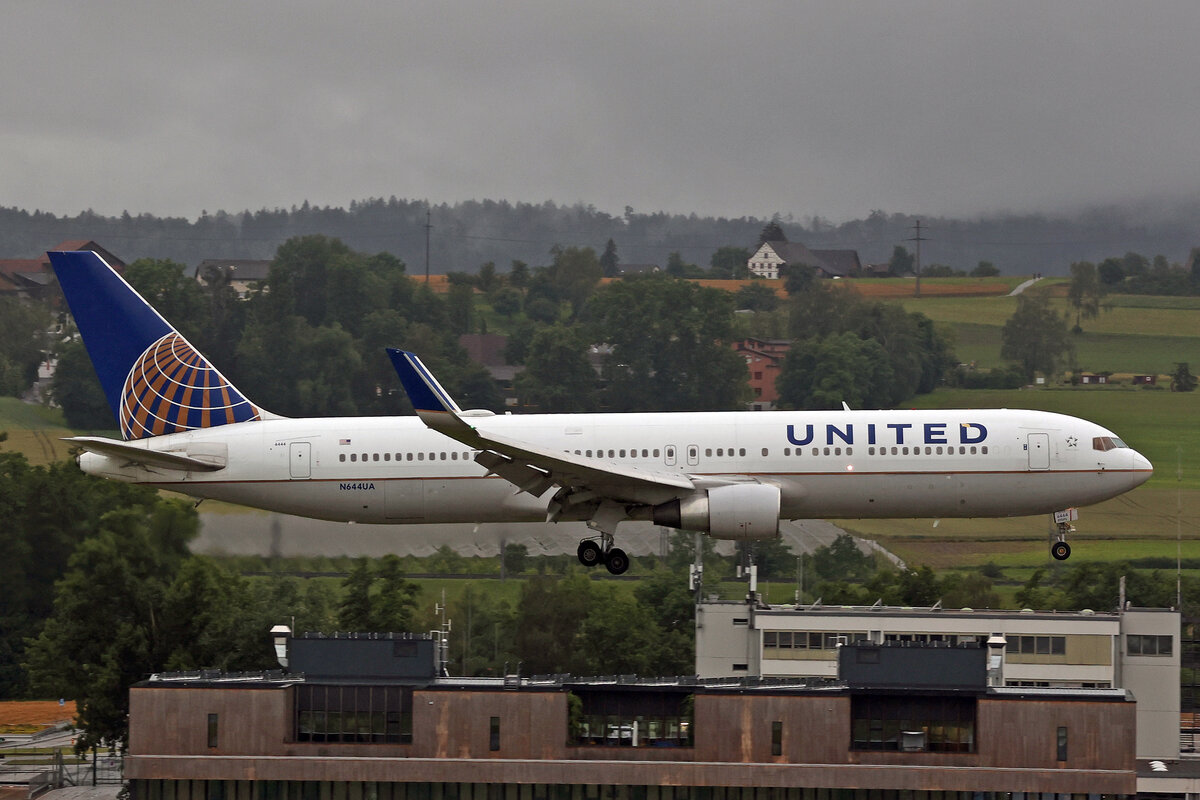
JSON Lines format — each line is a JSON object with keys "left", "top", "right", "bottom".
{"left": 49, "top": 250, "right": 264, "bottom": 440}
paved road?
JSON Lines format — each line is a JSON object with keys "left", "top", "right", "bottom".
{"left": 194, "top": 511, "right": 901, "bottom": 564}
{"left": 1008, "top": 276, "right": 1042, "bottom": 296}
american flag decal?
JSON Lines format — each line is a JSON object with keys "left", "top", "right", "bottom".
{"left": 120, "top": 332, "right": 260, "bottom": 440}
{"left": 339, "top": 438, "right": 352, "bottom": 445}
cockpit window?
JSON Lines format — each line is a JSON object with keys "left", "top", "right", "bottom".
{"left": 1092, "top": 436, "right": 1128, "bottom": 451}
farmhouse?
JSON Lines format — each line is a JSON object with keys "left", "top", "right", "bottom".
{"left": 747, "top": 241, "right": 861, "bottom": 280}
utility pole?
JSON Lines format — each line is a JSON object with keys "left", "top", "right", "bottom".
{"left": 424, "top": 207, "right": 432, "bottom": 284}
{"left": 908, "top": 219, "right": 927, "bottom": 298}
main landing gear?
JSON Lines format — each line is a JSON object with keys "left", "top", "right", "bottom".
{"left": 577, "top": 536, "right": 630, "bottom": 576}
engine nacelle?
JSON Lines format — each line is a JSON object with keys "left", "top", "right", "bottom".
{"left": 652, "top": 483, "right": 781, "bottom": 540}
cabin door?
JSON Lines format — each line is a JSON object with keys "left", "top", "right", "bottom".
{"left": 1027, "top": 433, "right": 1050, "bottom": 470}
{"left": 289, "top": 442, "right": 311, "bottom": 479}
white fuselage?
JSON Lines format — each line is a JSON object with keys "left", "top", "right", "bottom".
{"left": 78, "top": 408, "right": 1152, "bottom": 529}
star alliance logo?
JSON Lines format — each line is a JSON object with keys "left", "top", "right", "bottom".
{"left": 1066, "top": 436, "right": 1078, "bottom": 448}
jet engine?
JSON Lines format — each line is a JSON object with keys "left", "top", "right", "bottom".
{"left": 652, "top": 483, "right": 781, "bottom": 540}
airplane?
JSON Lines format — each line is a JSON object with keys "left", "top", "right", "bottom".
{"left": 48, "top": 249, "right": 1153, "bottom": 574}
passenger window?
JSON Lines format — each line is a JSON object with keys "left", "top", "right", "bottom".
{"left": 823, "top": 447, "right": 830, "bottom": 456}
{"left": 706, "top": 448, "right": 713, "bottom": 457}
{"left": 846, "top": 447, "right": 852, "bottom": 456}
{"left": 936, "top": 446, "right": 943, "bottom": 455}
{"left": 970, "top": 446, "right": 977, "bottom": 455}
{"left": 785, "top": 448, "right": 791, "bottom": 456}
{"left": 406, "top": 453, "right": 413, "bottom": 461}
{"left": 902, "top": 447, "right": 909, "bottom": 455}
{"left": 620, "top": 449, "right": 626, "bottom": 458}
{"left": 981, "top": 446, "right": 988, "bottom": 455}
{"left": 761, "top": 448, "right": 768, "bottom": 457}
{"left": 339, "top": 454, "right": 346, "bottom": 462}
{"left": 642, "top": 449, "right": 649, "bottom": 458}
{"left": 740, "top": 448, "right": 746, "bottom": 456}
{"left": 373, "top": 453, "right": 380, "bottom": 462}
{"left": 418, "top": 453, "right": 424, "bottom": 461}
{"left": 653, "top": 449, "right": 660, "bottom": 458}
{"left": 834, "top": 447, "right": 841, "bottom": 456}
{"left": 716, "top": 448, "right": 723, "bottom": 457}
{"left": 812, "top": 448, "right": 818, "bottom": 456}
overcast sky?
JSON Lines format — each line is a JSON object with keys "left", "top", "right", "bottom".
{"left": 5, "top": 1, "right": 1199, "bottom": 223}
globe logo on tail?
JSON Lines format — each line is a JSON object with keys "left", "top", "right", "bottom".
{"left": 120, "top": 332, "right": 260, "bottom": 440}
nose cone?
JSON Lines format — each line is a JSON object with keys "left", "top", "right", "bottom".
{"left": 1131, "top": 449, "right": 1153, "bottom": 487}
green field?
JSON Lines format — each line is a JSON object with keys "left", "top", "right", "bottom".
{"left": 897, "top": 289, "right": 1200, "bottom": 376}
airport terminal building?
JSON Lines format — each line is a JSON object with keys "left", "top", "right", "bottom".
{"left": 695, "top": 600, "right": 1180, "bottom": 761}
{"left": 124, "top": 631, "right": 1139, "bottom": 799}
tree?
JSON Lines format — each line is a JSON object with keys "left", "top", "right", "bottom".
{"left": 0, "top": 296, "right": 50, "bottom": 397}
{"left": 758, "top": 218, "right": 786, "bottom": 245}
{"left": 734, "top": 283, "right": 780, "bottom": 312}
{"left": 970, "top": 261, "right": 1000, "bottom": 278}
{"left": 888, "top": 246, "right": 915, "bottom": 276}
{"left": 584, "top": 275, "right": 749, "bottom": 411}
{"left": 502, "top": 543, "right": 529, "bottom": 576}
{"left": 1066, "top": 261, "right": 1104, "bottom": 332}
{"left": 632, "top": 568, "right": 695, "bottom": 675}
{"left": 809, "top": 534, "right": 874, "bottom": 583}
{"left": 1171, "top": 362, "right": 1198, "bottom": 392}
{"left": 514, "top": 573, "right": 593, "bottom": 674}
{"left": 777, "top": 332, "right": 896, "bottom": 410}
{"left": 599, "top": 239, "right": 620, "bottom": 278}
{"left": 50, "top": 339, "right": 113, "bottom": 429}
{"left": 513, "top": 324, "right": 597, "bottom": 411}
{"left": 336, "top": 556, "right": 420, "bottom": 632}
{"left": 25, "top": 500, "right": 203, "bottom": 750}
{"left": 1000, "top": 293, "right": 1073, "bottom": 382}
{"left": 124, "top": 259, "right": 205, "bottom": 342}
{"left": 0, "top": 454, "right": 164, "bottom": 697}
{"left": 709, "top": 246, "right": 751, "bottom": 279}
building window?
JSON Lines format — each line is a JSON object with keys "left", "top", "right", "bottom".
{"left": 489, "top": 716, "right": 500, "bottom": 751}
{"left": 207, "top": 713, "right": 218, "bottom": 748}
{"left": 295, "top": 684, "right": 414, "bottom": 743}
{"left": 1127, "top": 634, "right": 1173, "bottom": 656}
{"left": 569, "top": 690, "right": 694, "bottom": 748}
{"left": 1057, "top": 726, "right": 1068, "bottom": 761}
{"left": 851, "top": 694, "right": 976, "bottom": 753}
{"left": 771, "top": 720, "right": 782, "bottom": 756}
{"left": 764, "top": 630, "right": 868, "bottom": 654}
{"left": 1006, "top": 635, "right": 1066, "bottom": 656}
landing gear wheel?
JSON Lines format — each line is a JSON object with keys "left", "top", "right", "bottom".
{"left": 604, "top": 548, "right": 629, "bottom": 576}
{"left": 1051, "top": 541, "right": 1071, "bottom": 561}
{"left": 577, "top": 540, "right": 602, "bottom": 567}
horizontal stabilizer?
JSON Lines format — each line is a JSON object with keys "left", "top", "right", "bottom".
{"left": 65, "top": 436, "right": 227, "bottom": 472}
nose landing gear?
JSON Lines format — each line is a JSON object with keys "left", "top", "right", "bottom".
{"left": 1050, "top": 508, "right": 1077, "bottom": 561}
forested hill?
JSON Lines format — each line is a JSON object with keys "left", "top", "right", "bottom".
{"left": 1, "top": 198, "right": 1196, "bottom": 275}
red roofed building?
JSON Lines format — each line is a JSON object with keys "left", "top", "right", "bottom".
{"left": 0, "top": 240, "right": 126, "bottom": 300}
{"left": 733, "top": 337, "right": 791, "bottom": 410}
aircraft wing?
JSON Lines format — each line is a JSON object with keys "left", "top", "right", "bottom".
{"left": 387, "top": 349, "right": 694, "bottom": 509}
{"left": 64, "top": 436, "right": 227, "bottom": 472}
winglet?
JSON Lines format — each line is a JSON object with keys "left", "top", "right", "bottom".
{"left": 387, "top": 349, "right": 464, "bottom": 415}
